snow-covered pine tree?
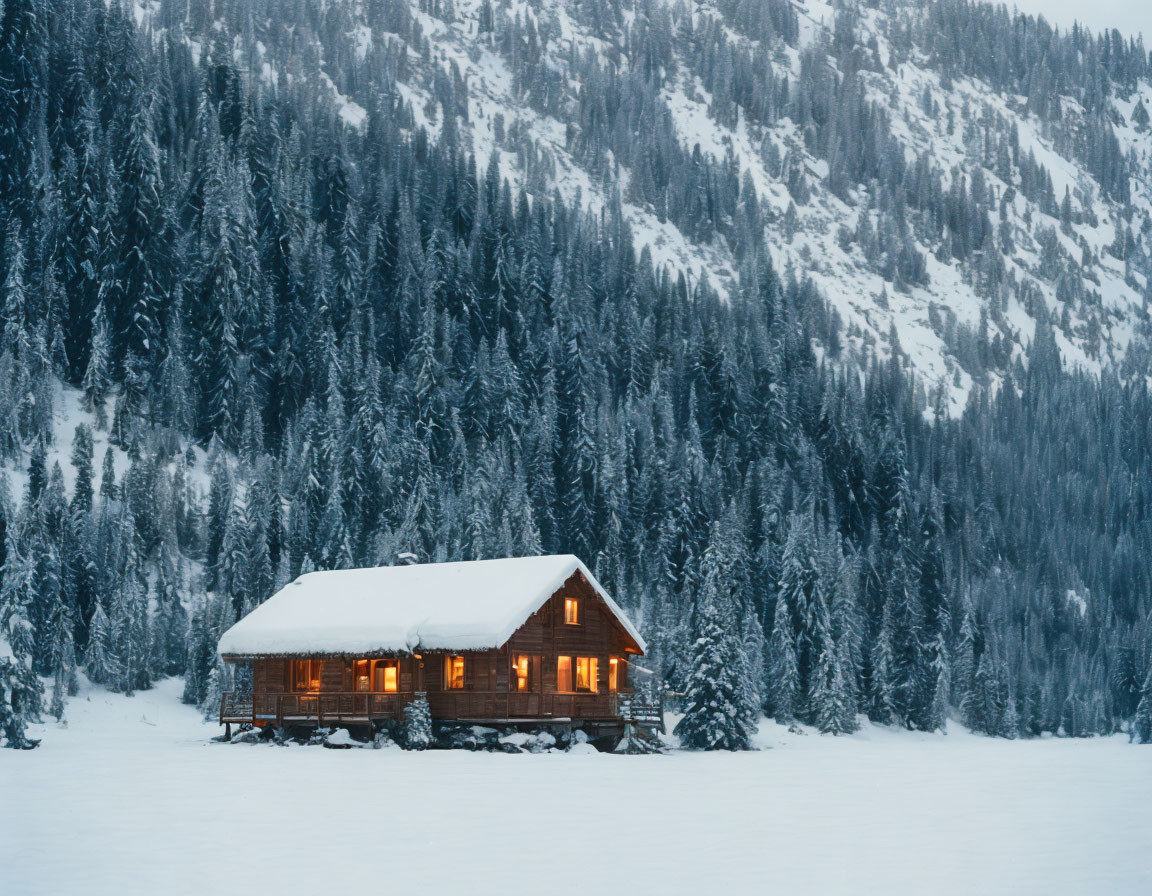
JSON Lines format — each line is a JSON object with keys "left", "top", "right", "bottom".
{"left": 98, "top": 445, "right": 117, "bottom": 503}
{"left": 1133, "top": 666, "right": 1152, "bottom": 744}
{"left": 954, "top": 588, "right": 978, "bottom": 729}
{"left": 869, "top": 594, "right": 898, "bottom": 725}
{"left": 181, "top": 594, "right": 214, "bottom": 706}
{"left": 775, "top": 509, "right": 825, "bottom": 723}
{"left": 0, "top": 515, "right": 41, "bottom": 748}
{"left": 815, "top": 537, "right": 860, "bottom": 734}
{"left": 114, "top": 513, "right": 152, "bottom": 695}
{"left": 811, "top": 629, "right": 858, "bottom": 735}
{"left": 85, "top": 598, "right": 116, "bottom": 685}
{"left": 971, "top": 647, "right": 1005, "bottom": 737}
{"left": 765, "top": 591, "right": 799, "bottom": 722}
{"left": 45, "top": 544, "right": 76, "bottom": 719}
{"left": 402, "top": 694, "right": 433, "bottom": 750}
{"left": 999, "top": 658, "right": 1020, "bottom": 740}
{"left": 0, "top": 0, "right": 46, "bottom": 238}
{"left": 674, "top": 520, "right": 758, "bottom": 751}
{"left": 915, "top": 502, "right": 949, "bottom": 732}
{"left": 151, "top": 546, "right": 188, "bottom": 678}
{"left": 82, "top": 301, "right": 112, "bottom": 429}
{"left": 69, "top": 424, "right": 95, "bottom": 516}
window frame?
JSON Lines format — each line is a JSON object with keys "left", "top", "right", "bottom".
{"left": 292, "top": 658, "right": 324, "bottom": 692}
{"left": 557, "top": 655, "right": 599, "bottom": 693}
{"left": 563, "top": 597, "right": 580, "bottom": 625}
{"left": 350, "top": 659, "right": 400, "bottom": 693}
{"left": 512, "top": 654, "right": 535, "bottom": 692}
{"left": 353, "top": 659, "right": 372, "bottom": 692}
{"left": 444, "top": 655, "right": 466, "bottom": 690}
{"left": 374, "top": 659, "right": 399, "bottom": 693}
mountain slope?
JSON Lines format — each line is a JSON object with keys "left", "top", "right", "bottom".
{"left": 164, "top": 0, "right": 1152, "bottom": 412}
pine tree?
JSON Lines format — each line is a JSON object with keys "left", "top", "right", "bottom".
{"left": 402, "top": 694, "right": 433, "bottom": 750}
{"left": 811, "top": 629, "right": 858, "bottom": 735}
{"left": 915, "top": 503, "right": 949, "bottom": 732}
{"left": 109, "top": 61, "right": 166, "bottom": 388}
{"left": 151, "top": 549, "right": 187, "bottom": 678}
{"left": 775, "top": 510, "right": 822, "bottom": 718}
{"left": 85, "top": 599, "right": 116, "bottom": 685}
{"left": 0, "top": 518, "right": 41, "bottom": 748}
{"left": 0, "top": 0, "right": 45, "bottom": 234}
{"left": 83, "top": 301, "right": 112, "bottom": 427}
{"left": 819, "top": 541, "right": 861, "bottom": 734}
{"left": 1133, "top": 666, "right": 1152, "bottom": 745}
{"left": 70, "top": 423, "right": 95, "bottom": 516}
{"left": 870, "top": 424, "right": 925, "bottom": 728}
{"left": 971, "top": 648, "right": 1004, "bottom": 737}
{"left": 181, "top": 595, "right": 213, "bottom": 706}
{"left": 954, "top": 590, "right": 978, "bottom": 727}
{"left": 869, "top": 596, "right": 897, "bottom": 725}
{"left": 114, "top": 515, "right": 152, "bottom": 695}
{"left": 674, "top": 526, "right": 758, "bottom": 750}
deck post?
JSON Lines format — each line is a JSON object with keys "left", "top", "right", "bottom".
{"left": 224, "top": 722, "right": 232, "bottom": 742}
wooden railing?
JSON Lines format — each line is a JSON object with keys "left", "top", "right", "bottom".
{"left": 220, "top": 689, "right": 649, "bottom": 726}
{"left": 219, "top": 692, "right": 253, "bottom": 723}
{"left": 616, "top": 692, "right": 665, "bottom": 731}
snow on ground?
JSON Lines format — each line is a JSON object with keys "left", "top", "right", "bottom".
{"left": 3, "top": 678, "right": 1150, "bottom": 896}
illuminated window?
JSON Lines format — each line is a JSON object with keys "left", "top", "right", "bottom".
{"left": 514, "top": 655, "right": 531, "bottom": 691}
{"left": 558, "top": 656, "right": 598, "bottom": 692}
{"left": 564, "top": 598, "right": 579, "bottom": 625}
{"left": 354, "top": 659, "right": 371, "bottom": 692}
{"left": 576, "top": 656, "right": 598, "bottom": 693}
{"left": 373, "top": 661, "right": 398, "bottom": 693}
{"left": 445, "top": 655, "right": 465, "bottom": 690}
{"left": 292, "top": 659, "right": 323, "bottom": 692}
{"left": 609, "top": 657, "right": 619, "bottom": 692}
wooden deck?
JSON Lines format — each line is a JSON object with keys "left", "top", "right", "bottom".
{"left": 220, "top": 690, "right": 663, "bottom": 731}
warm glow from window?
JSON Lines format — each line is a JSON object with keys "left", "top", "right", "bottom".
{"left": 354, "top": 659, "right": 371, "bottom": 692}
{"left": 515, "top": 655, "right": 530, "bottom": 691}
{"left": 609, "top": 657, "right": 619, "bottom": 692}
{"left": 372, "top": 661, "right": 398, "bottom": 693}
{"left": 558, "top": 656, "right": 598, "bottom": 692}
{"left": 564, "top": 598, "right": 579, "bottom": 624}
{"left": 293, "top": 659, "right": 323, "bottom": 692}
{"left": 576, "top": 657, "right": 598, "bottom": 693}
{"left": 445, "top": 655, "right": 465, "bottom": 689}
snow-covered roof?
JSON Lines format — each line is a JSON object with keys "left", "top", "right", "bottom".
{"left": 217, "top": 555, "right": 645, "bottom": 657}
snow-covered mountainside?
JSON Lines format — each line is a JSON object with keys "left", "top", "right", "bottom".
{"left": 164, "top": 0, "right": 1152, "bottom": 411}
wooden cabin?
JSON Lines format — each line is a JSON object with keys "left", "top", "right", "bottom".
{"left": 217, "top": 555, "right": 655, "bottom": 742}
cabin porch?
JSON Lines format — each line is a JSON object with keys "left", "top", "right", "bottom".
{"left": 219, "top": 689, "right": 661, "bottom": 731}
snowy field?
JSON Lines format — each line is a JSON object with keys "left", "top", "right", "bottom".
{"left": 3, "top": 679, "right": 1150, "bottom": 896}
